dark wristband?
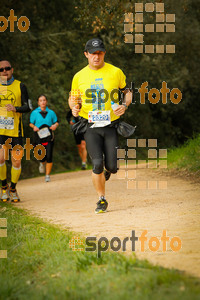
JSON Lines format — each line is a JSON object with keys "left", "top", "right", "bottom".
{"left": 122, "top": 103, "right": 128, "bottom": 110}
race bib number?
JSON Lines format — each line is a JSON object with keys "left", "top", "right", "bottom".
{"left": 37, "top": 127, "right": 51, "bottom": 139}
{"left": 0, "top": 116, "right": 14, "bottom": 130}
{"left": 88, "top": 111, "right": 111, "bottom": 128}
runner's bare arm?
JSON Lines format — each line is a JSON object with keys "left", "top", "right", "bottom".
{"left": 68, "top": 95, "right": 74, "bottom": 109}
{"left": 50, "top": 122, "right": 59, "bottom": 131}
{"left": 29, "top": 123, "right": 39, "bottom": 132}
{"left": 71, "top": 104, "right": 81, "bottom": 117}
{"left": 123, "top": 90, "right": 133, "bottom": 107}
{"left": 68, "top": 95, "right": 81, "bottom": 117}
{"left": 113, "top": 90, "right": 133, "bottom": 116}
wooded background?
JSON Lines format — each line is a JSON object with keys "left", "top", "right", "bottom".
{"left": 0, "top": 0, "right": 199, "bottom": 177}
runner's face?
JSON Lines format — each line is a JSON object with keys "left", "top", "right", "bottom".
{"left": 85, "top": 51, "right": 105, "bottom": 70}
{"left": 38, "top": 96, "right": 47, "bottom": 110}
{"left": 0, "top": 61, "right": 13, "bottom": 81}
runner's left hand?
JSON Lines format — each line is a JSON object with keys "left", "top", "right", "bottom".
{"left": 72, "top": 104, "right": 81, "bottom": 117}
{"left": 113, "top": 105, "right": 126, "bottom": 116}
{"left": 50, "top": 124, "right": 57, "bottom": 131}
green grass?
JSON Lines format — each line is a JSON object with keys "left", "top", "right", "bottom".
{"left": 167, "top": 134, "right": 200, "bottom": 175}
{"left": 0, "top": 204, "right": 200, "bottom": 300}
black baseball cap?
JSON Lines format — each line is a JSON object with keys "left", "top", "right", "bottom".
{"left": 84, "top": 38, "right": 106, "bottom": 53}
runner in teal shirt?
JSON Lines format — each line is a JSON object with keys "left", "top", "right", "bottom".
{"left": 30, "top": 95, "right": 59, "bottom": 182}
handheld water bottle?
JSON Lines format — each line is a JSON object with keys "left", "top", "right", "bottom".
{"left": 111, "top": 101, "right": 119, "bottom": 110}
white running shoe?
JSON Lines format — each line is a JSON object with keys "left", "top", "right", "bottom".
{"left": 45, "top": 175, "right": 50, "bottom": 182}
{"left": 39, "top": 162, "right": 45, "bottom": 174}
{"left": 81, "top": 162, "right": 87, "bottom": 170}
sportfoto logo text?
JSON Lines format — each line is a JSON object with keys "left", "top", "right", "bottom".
{"left": 0, "top": 9, "right": 30, "bottom": 33}
{"left": 71, "top": 81, "right": 182, "bottom": 106}
{"left": 0, "top": 218, "right": 7, "bottom": 259}
{"left": 69, "top": 230, "right": 182, "bottom": 257}
{"left": 1, "top": 138, "right": 46, "bottom": 161}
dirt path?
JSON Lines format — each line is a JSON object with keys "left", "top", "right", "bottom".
{"left": 16, "top": 169, "right": 200, "bottom": 278}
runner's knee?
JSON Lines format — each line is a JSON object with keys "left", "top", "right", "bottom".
{"left": 105, "top": 162, "right": 117, "bottom": 174}
{"left": 46, "top": 151, "right": 53, "bottom": 163}
{"left": 81, "top": 140, "right": 86, "bottom": 149}
{"left": 46, "top": 158, "right": 53, "bottom": 163}
{"left": 92, "top": 158, "right": 104, "bottom": 174}
{"left": 0, "top": 148, "right": 5, "bottom": 164}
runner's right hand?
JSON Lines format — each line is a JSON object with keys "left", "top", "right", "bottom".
{"left": 72, "top": 104, "right": 81, "bottom": 117}
{"left": 33, "top": 126, "right": 39, "bottom": 132}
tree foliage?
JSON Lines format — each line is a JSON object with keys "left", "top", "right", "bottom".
{"left": 0, "top": 0, "right": 199, "bottom": 177}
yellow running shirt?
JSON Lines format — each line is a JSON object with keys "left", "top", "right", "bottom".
{"left": 71, "top": 63, "right": 126, "bottom": 122}
{"left": 0, "top": 80, "right": 23, "bottom": 137}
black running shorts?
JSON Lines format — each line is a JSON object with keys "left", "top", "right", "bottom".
{"left": 0, "top": 135, "right": 23, "bottom": 148}
{"left": 73, "top": 132, "right": 85, "bottom": 145}
{"left": 84, "top": 125, "right": 118, "bottom": 174}
{"left": 40, "top": 141, "right": 54, "bottom": 163}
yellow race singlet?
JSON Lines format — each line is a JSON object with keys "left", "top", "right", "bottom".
{"left": 0, "top": 80, "right": 23, "bottom": 137}
{"left": 71, "top": 63, "right": 126, "bottom": 122}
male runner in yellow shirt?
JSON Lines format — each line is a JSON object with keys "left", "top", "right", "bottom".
{"left": 0, "top": 60, "right": 31, "bottom": 202}
{"left": 69, "top": 38, "right": 132, "bottom": 213}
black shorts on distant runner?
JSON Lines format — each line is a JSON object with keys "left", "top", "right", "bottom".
{"left": 39, "top": 141, "right": 54, "bottom": 163}
{"left": 73, "top": 132, "right": 85, "bottom": 145}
